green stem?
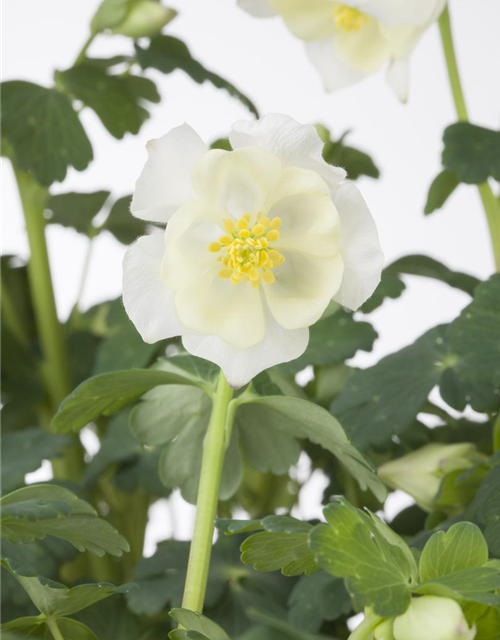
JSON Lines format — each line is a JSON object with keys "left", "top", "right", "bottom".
{"left": 74, "top": 33, "right": 96, "bottom": 65}
{"left": 75, "top": 238, "right": 95, "bottom": 311}
{"left": 438, "top": 6, "right": 500, "bottom": 271}
{"left": 493, "top": 412, "right": 500, "bottom": 452}
{"left": 46, "top": 617, "right": 65, "bottom": 640}
{"left": 348, "top": 613, "right": 383, "bottom": 640}
{"left": 14, "top": 167, "right": 84, "bottom": 480}
{"left": 181, "top": 372, "right": 234, "bottom": 612}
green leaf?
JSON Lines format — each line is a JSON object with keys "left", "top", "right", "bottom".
{"left": 275, "top": 309, "right": 377, "bottom": 375}
{"left": 135, "top": 36, "right": 259, "bottom": 117}
{"left": 362, "top": 254, "right": 479, "bottom": 313}
{"left": 245, "top": 608, "right": 330, "bottom": 640}
{"left": 442, "top": 122, "right": 500, "bottom": 184}
{"left": 442, "top": 274, "right": 500, "bottom": 412}
{"left": 46, "top": 191, "right": 110, "bottom": 235}
{"left": 466, "top": 463, "right": 500, "bottom": 557}
{"left": 1, "top": 81, "right": 93, "bottom": 185}
{"left": 51, "top": 357, "right": 216, "bottom": 433}
{"left": 239, "top": 396, "right": 386, "bottom": 499}
{"left": 318, "top": 125, "right": 380, "bottom": 180}
{"left": 73, "top": 595, "right": 140, "bottom": 640}
{"left": 424, "top": 169, "right": 460, "bottom": 214}
{"left": 1, "top": 428, "right": 71, "bottom": 494}
{"left": 287, "top": 572, "right": 351, "bottom": 632}
{"left": 419, "top": 522, "right": 489, "bottom": 583}
{"left": 309, "top": 499, "right": 416, "bottom": 616}
{"left": 2, "top": 616, "right": 98, "bottom": 640}
{"left": 56, "top": 66, "right": 157, "bottom": 139}
{"left": 415, "top": 566, "right": 500, "bottom": 607}
{"left": 0, "top": 484, "right": 129, "bottom": 557}
{"left": 100, "top": 195, "right": 148, "bottom": 245}
{"left": 331, "top": 326, "right": 446, "bottom": 448}
{"left": 169, "top": 609, "right": 229, "bottom": 640}
{"left": 1, "top": 556, "right": 134, "bottom": 616}
{"left": 238, "top": 517, "right": 318, "bottom": 577}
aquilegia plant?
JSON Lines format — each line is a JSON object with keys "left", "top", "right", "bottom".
{"left": 1, "top": 1, "right": 500, "bottom": 639}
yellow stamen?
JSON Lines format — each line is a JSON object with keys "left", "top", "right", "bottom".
{"left": 209, "top": 212, "right": 285, "bottom": 289}
{"left": 334, "top": 5, "right": 370, "bottom": 32}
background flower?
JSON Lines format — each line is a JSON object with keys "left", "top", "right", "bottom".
{"left": 123, "top": 114, "right": 383, "bottom": 387}
{"left": 238, "top": 0, "right": 447, "bottom": 100}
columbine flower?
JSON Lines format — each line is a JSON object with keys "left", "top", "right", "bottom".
{"left": 238, "top": 0, "right": 446, "bottom": 100}
{"left": 123, "top": 114, "right": 383, "bottom": 388}
{"left": 393, "top": 596, "right": 476, "bottom": 640}
{"left": 378, "top": 443, "right": 478, "bottom": 513}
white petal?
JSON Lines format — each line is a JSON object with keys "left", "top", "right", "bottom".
{"left": 332, "top": 182, "right": 384, "bottom": 310}
{"left": 237, "top": 0, "right": 277, "bottom": 18}
{"left": 162, "top": 199, "right": 225, "bottom": 291}
{"left": 131, "top": 123, "right": 208, "bottom": 223}
{"left": 174, "top": 272, "right": 266, "bottom": 350}
{"left": 386, "top": 58, "right": 410, "bottom": 102}
{"left": 230, "top": 114, "right": 345, "bottom": 193}
{"left": 122, "top": 233, "right": 184, "bottom": 343}
{"left": 333, "top": 18, "right": 391, "bottom": 74}
{"left": 264, "top": 166, "right": 341, "bottom": 257}
{"left": 269, "top": 0, "right": 337, "bottom": 41}
{"left": 264, "top": 251, "right": 344, "bottom": 329}
{"left": 305, "top": 38, "right": 368, "bottom": 92}
{"left": 343, "top": 0, "right": 446, "bottom": 27}
{"left": 183, "top": 313, "right": 309, "bottom": 388}
{"left": 191, "top": 146, "right": 283, "bottom": 218}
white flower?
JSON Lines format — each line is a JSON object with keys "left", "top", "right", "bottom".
{"left": 238, "top": 0, "right": 447, "bottom": 100}
{"left": 393, "top": 596, "right": 476, "bottom": 640}
{"left": 123, "top": 114, "right": 383, "bottom": 388}
{"left": 378, "top": 443, "right": 477, "bottom": 513}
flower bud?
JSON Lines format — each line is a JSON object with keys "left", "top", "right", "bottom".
{"left": 113, "top": 1, "right": 177, "bottom": 38}
{"left": 92, "top": 0, "right": 176, "bottom": 38}
{"left": 393, "top": 596, "right": 476, "bottom": 640}
{"left": 378, "top": 443, "right": 477, "bottom": 512}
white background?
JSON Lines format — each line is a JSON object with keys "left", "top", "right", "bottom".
{"left": 2, "top": 0, "right": 500, "bottom": 550}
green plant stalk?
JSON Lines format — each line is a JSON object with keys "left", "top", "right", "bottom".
{"left": 348, "top": 612, "right": 383, "bottom": 640}
{"left": 181, "top": 372, "right": 234, "bottom": 612}
{"left": 46, "top": 617, "right": 65, "bottom": 640}
{"left": 14, "top": 167, "right": 84, "bottom": 481}
{"left": 438, "top": 6, "right": 500, "bottom": 271}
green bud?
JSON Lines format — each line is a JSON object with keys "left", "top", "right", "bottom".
{"left": 378, "top": 443, "right": 477, "bottom": 512}
{"left": 393, "top": 596, "right": 476, "bottom": 640}
{"left": 92, "top": 0, "right": 176, "bottom": 38}
{"left": 112, "top": 1, "right": 177, "bottom": 38}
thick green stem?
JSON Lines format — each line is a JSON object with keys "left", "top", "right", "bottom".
{"left": 348, "top": 613, "right": 383, "bottom": 640}
{"left": 438, "top": 6, "right": 500, "bottom": 271}
{"left": 46, "top": 617, "right": 65, "bottom": 640}
{"left": 181, "top": 373, "right": 234, "bottom": 612}
{"left": 14, "top": 167, "right": 84, "bottom": 480}
{"left": 74, "top": 33, "right": 96, "bottom": 65}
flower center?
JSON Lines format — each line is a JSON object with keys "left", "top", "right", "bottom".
{"left": 208, "top": 213, "right": 285, "bottom": 288}
{"left": 333, "top": 5, "right": 370, "bottom": 32}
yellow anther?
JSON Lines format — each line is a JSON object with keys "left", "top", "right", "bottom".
{"left": 210, "top": 212, "right": 284, "bottom": 288}
{"left": 334, "top": 5, "right": 370, "bottom": 32}
{"left": 262, "top": 270, "right": 275, "bottom": 284}
{"left": 268, "top": 249, "right": 283, "bottom": 263}
{"left": 252, "top": 223, "right": 265, "bottom": 236}
{"left": 223, "top": 218, "right": 236, "bottom": 233}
